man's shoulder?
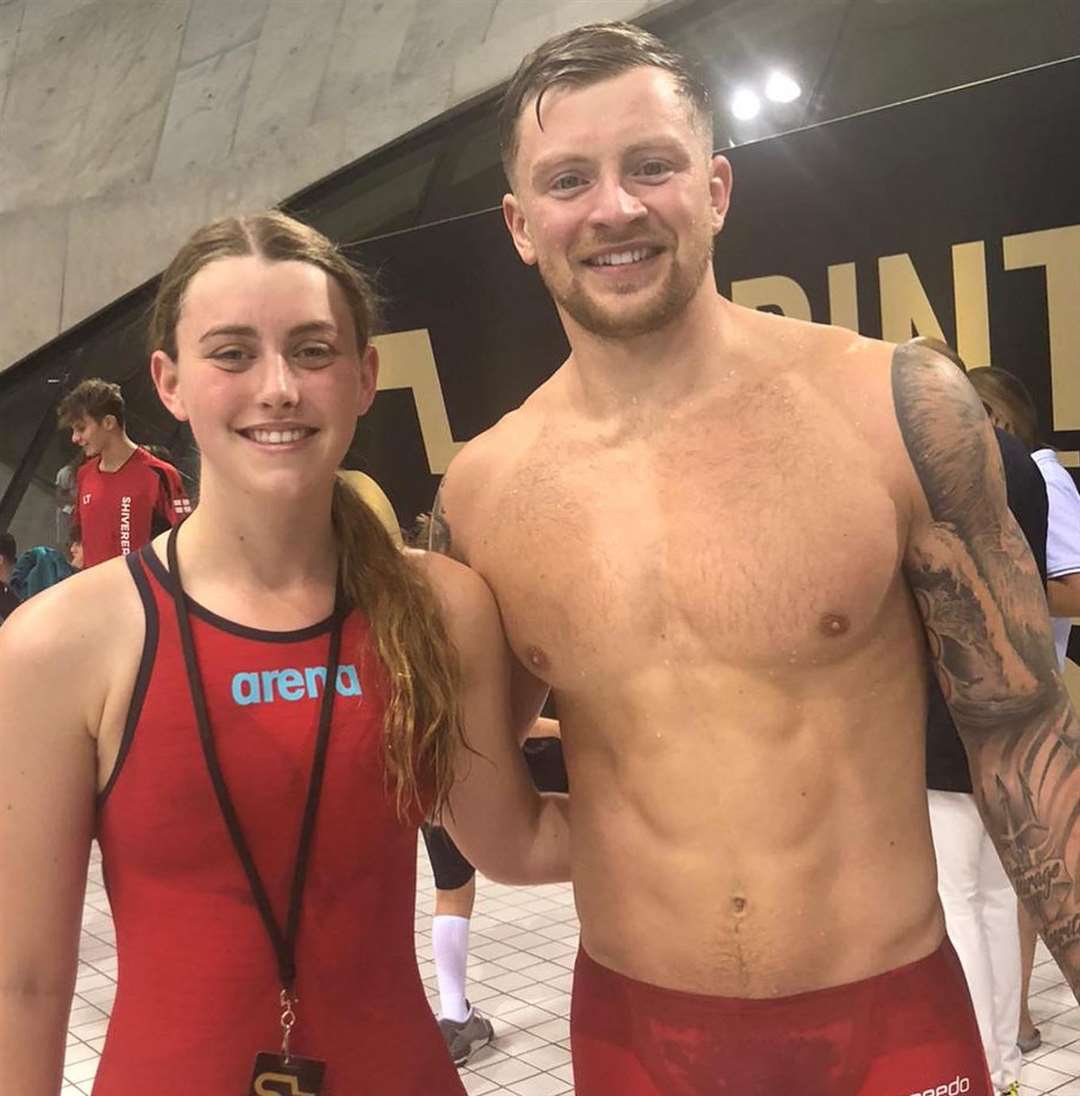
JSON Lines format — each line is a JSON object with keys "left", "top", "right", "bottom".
{"left": 445, "top": 401, "right": 544, "bottom": 496}
{"left": 737, "top": 308, "right": 893, "bottom": 392}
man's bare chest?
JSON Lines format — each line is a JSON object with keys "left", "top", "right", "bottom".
{"left": 469, "top": 418, "right": 906, "bottom": 686}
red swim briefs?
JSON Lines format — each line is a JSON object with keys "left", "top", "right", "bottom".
{"left": 571, "top": 939, "right": 991, "bottom": 1095}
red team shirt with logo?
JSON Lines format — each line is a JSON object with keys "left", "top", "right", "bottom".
{"left": 74, "top": 448, "right": 191, "bottom": 567}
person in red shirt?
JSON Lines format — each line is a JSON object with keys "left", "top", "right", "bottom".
{"left": 57, "top": 379, "right": 192, "bottom": 567}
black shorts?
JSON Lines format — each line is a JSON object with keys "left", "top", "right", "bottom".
{"left": 422, "top": 736, "right": 568, "bottom": 891}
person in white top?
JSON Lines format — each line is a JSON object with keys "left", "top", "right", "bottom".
{"left": 970, "top": 366, "right": 1080, "bottom": 1055}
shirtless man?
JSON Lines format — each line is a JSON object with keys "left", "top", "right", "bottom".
{"left": 431, "top": 22, "right": 1080, "bottom": 1096}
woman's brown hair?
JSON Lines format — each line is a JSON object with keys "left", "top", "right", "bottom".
{"left": 148, "top": 210, "right": 463, "bottom": 819}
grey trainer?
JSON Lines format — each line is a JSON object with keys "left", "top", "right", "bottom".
{"left": 437, "top": 1004, "right": 495, "bottom": 1067}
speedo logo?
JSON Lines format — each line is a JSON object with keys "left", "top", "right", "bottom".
{"left": 908, "top": 1077, "right": 970, "bottom": 1096}
{"left": 231, "top": 665, "right": 362, "bottom": 706}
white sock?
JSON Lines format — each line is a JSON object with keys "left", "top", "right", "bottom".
{"left": 432, "top": 914, "right": 471, "bottom": 1022}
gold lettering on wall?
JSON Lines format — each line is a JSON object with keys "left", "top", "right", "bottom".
{"left": 1003, "top": 226, "right": 1080, "bottom": 432}
{"left": 952, "top": 241, "right": 991, "bottom": 367}
{"left": 731, "top": 275, "right": 812, "bottom": 320}
{"left": 827, "top": 263, "right": 859, "bottom": 331}
{"left": 878, "top": 253, "right": 946, "bottom": 344}
{"left": 371, "top": 329, "right": 463, "bottom": 474}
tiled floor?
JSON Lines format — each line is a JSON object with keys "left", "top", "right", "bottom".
{"left": 65, "top": 842, "right": 1080, "bottom": 1095}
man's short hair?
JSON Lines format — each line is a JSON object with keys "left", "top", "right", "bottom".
{"left": 498, "top": 21, "right": 713, "bottom": 184}
{"left": 57, "top": 378, "right": 125, "bottom": 430}
{"left": 0, "top": 532, "right": 16, "bottom": 565}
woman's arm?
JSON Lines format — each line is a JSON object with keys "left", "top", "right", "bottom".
{"left": 0, "top": 592, "right": 99, "bottom": 1094}
{"left": 416, "top": 552, "right": 570, "bottom": 885}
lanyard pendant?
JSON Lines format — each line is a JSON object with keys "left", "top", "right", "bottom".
{"left": 248, "top": 1052, "right": 326, "bottom": 1096}
{"left": 249, "top": 992, "right": 326, "bottom": 1096}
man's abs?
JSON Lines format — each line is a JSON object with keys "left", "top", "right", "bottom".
{"left": 560, "top": 672, "right": 945, "bottom": 999}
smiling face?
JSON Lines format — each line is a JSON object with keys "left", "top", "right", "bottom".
{"left": 151, "top": 255, "right": 377, "bottom": 504}
{"left": 69, "top": 414, "right": 113, "bottom": 459}
{"left": 503, "top": 66, "right": 730, "bottom": 340}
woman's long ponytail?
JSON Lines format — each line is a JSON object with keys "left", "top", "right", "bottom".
{"left": 330, "top": 477, "right": 463, "bottom": 820}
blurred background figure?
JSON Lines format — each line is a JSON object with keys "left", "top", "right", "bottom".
{"left": 0, "top": 533, "right": 20, "bottom": 623}
{"left": 55, "top": 459, "right": 80, "bottom": 548}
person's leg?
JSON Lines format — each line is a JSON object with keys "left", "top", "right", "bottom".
{"left": 432, "top": 876, "right": 476, "bottom": 1022}
{"left": 420, "top": 823, "right": 494, "bottom": 1065}
{"left": 1018, "top": 904, "right": 1041, "bottom": 1050}
{"left": 978, "top": 823, "right": 1022, "bottom": 1089}
{"left": 927, "top": 791, "right": 1001, "bottom": 1084}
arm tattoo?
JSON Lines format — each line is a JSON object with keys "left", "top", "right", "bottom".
{"left": 427, "top": 483, "right": 455, "bottom": 558}
{"left": 893, "top": 342, "right": 1080, "bottom": 987}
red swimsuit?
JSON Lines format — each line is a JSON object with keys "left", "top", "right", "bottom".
{"left": 572, "top": 941, "right": 992, "bottom": 1096}
{"left": 93, "top": 548, "right": 463, "bottom": 1095}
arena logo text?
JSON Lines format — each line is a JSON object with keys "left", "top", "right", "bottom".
{"left": 231, "top": 664, "right": 362, "bottom": 706}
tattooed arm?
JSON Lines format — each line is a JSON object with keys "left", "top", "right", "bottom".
{"left": 427, "top": 481, "right": 460, "bottom": 560}
{"left": 893, "top": 342, "right": 1080, "bottom": 996}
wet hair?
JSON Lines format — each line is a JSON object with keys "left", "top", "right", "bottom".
{"left": 909, "top": 336, "right": 967, "bottom": 374}
{"left": 498, "top": 20, "right": 713, "bottom": 184}
{"left": 967, "top": 367, "right": 1042, "bottom": 453}
{"left": 148, "top": 210, "right": 463, "bottom": 819}
{"left": 0, "top": 532, "right": 16, "bottom": 566}
{"left": 57, "top": 378, "right": 125, "bottom": 430}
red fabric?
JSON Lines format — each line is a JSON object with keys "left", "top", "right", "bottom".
{"left": 94, "top": 549, "right": 463, "bottom": 1095}
{"left": 571, "top": 941, "right": 992, "bottom": 1096}
{"left": 74, "top": 448, "right": 191, "bottom": 567}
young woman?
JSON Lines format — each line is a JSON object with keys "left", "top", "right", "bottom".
{"left": 0, "top": 211, "right": 569, "bottom": 1095}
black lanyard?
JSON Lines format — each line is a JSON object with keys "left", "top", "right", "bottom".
{"left": 166, "top": 524, "right": 344, "bottom": 996}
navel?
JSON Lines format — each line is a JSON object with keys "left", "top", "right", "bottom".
{"left": 819, "top": 612, "right": 850, "bottom": 638}
{"left": 732, "top": 896, "right": 748, "bottom": 916}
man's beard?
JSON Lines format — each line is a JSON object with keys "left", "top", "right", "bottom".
{"left": 539, "top": 230, "right": 714, "bottom": 340}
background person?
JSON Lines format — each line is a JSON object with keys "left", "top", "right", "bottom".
{"left": 57, "top": 378, "right": 192, "bottom": 568}
{"left": 0, "top": 533, "right": 20, "bottom": 623}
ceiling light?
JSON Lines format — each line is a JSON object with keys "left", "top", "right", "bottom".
{"left": 765, "top": 71, "right": 801, "bottom": 103}
{"left": 730, "top": 88, "right": 761, "bottom": 121}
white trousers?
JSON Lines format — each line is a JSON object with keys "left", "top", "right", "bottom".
{"left": 928, "top": 789, "right": 1021, "bottom": 1091}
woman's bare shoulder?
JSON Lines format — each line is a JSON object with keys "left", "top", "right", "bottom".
{"left": 0, "top": 556, "right": 143, "bottom": 677}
